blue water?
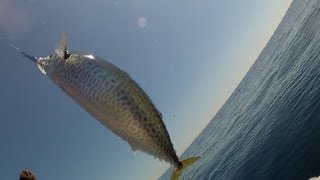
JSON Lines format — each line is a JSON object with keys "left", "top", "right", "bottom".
{"left": 160, "top": 0, "right": 320, "bottom": 179}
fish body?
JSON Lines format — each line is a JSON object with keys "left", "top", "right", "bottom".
{"left": 19, "top": 33, "right": 199, "bottom": 179}
{"left": 47, "top": 52, "right": 181, "bottom": 166}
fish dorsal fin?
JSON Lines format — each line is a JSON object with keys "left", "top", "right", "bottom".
{"left": 55, "top": 32, "right": 67, "bottom": 59}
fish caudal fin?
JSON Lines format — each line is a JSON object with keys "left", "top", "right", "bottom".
{"left": 171, "top": 156, "right": 200, "bottom": 180}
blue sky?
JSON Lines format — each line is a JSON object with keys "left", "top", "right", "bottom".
{"left": 0, "top": 0, "right": 292, "bottom": 179}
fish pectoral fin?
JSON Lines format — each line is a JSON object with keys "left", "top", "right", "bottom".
{"left": 171, "top": 156, "right": 200, "bottom": 180}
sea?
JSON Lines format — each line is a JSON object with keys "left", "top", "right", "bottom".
{"left": 160, "top": 0, "right": 320, "bottom": 179}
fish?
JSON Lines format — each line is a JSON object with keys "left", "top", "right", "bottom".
{"left": 14, "top": 33, "right": 200, "bottom": 180}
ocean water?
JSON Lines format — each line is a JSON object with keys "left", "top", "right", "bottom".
{"left": 160, "top": 0, "right": 320, "bottom": 179}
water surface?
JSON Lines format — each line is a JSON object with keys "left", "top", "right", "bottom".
{"left": 161, "top": 0, "right": 320, "bottom": 179}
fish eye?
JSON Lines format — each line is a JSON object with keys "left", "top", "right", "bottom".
{"left": 64, "top": 51, "right": 71, "bottom": 59}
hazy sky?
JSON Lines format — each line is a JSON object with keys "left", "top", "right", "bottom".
{"left": 0, "top": 0, "right": 292, "bottom": 179}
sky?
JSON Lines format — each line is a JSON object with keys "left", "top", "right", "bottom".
{"left": 0, "top": 0, "right": 292, "bottom": 179}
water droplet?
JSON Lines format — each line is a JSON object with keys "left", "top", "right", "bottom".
{"left": 129, "top": 151, "right": 137, "bottom": 159}
{"left": 137, "top": 17, "right": 147, "bottom": 28}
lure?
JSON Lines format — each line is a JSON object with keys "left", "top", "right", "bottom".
{"left": 15, "top": 33, "right": 199, "bottom": 180}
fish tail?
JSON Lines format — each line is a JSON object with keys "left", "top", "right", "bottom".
{"left": 171, "top": 156, "right": 200, "bottom": 180}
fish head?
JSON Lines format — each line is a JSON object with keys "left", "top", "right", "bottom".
{"left": 14, "top": 32, "right": 70, "bottom": 76}
{"left": 36, "top": 32, "right": 70, "bottom": 75}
